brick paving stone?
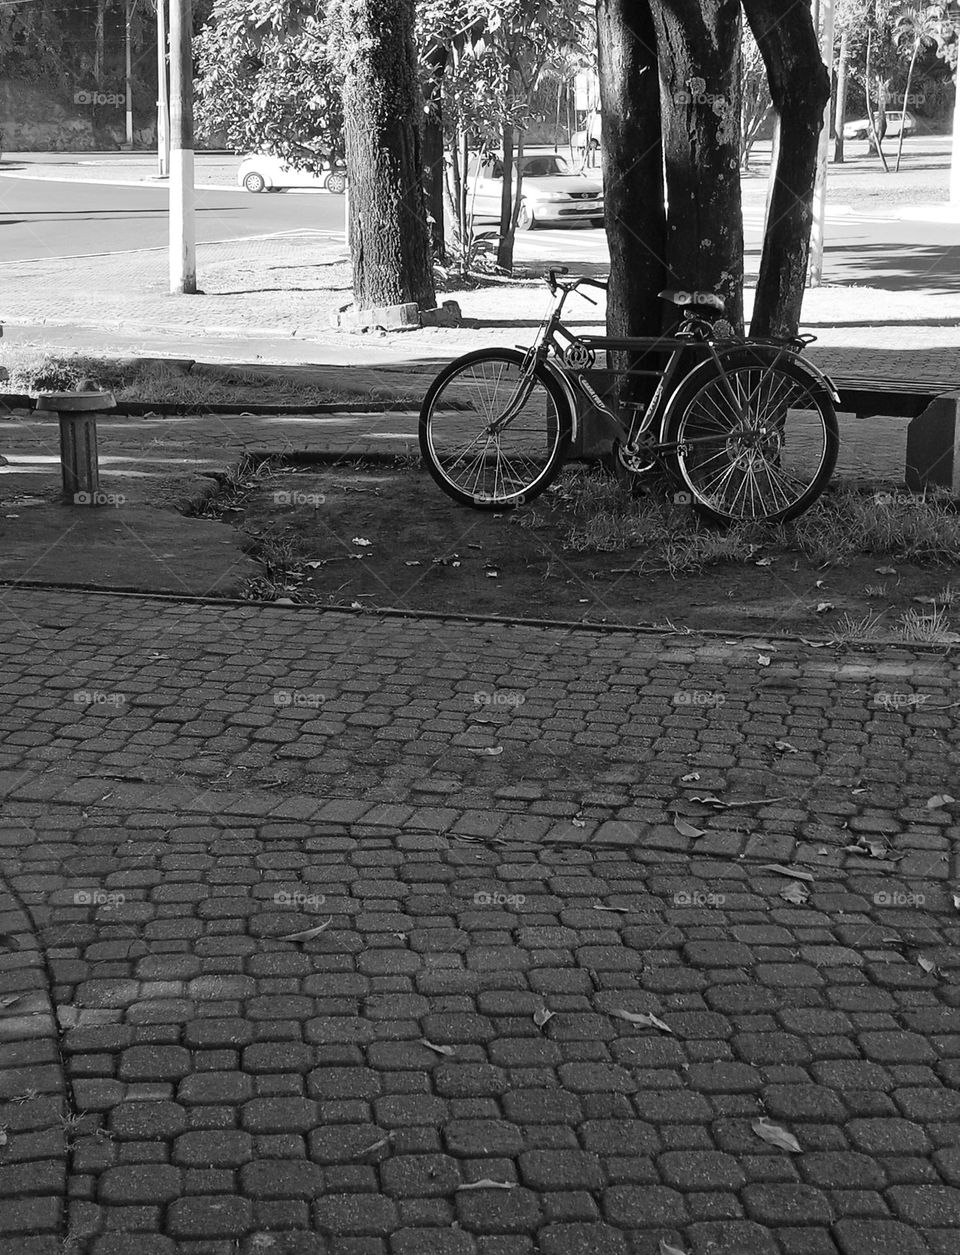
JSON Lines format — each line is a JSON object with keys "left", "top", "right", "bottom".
{"left": 833, "top": 1218, "right": 932, "bottom": 1254}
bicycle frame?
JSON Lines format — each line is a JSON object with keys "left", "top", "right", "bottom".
{"left": 526, "top": 280, "right": 840, "bottom": 460}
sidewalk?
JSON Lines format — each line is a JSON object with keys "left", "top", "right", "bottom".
{"left": 0, "top": 587, "right": 958, "bottom": 1255}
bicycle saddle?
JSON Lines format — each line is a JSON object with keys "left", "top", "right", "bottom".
{"left": 659, "top": 289, "right": 725, "bottom": 311}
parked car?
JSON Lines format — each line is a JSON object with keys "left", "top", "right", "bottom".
{"left": 843, "top": 110, "right": 918, "bottom": 141}
{"left": 238, "top": 153, "right": 347, "bottom": 194}
{"left": 466, "top": 153, "right": 604, "bottom": 230}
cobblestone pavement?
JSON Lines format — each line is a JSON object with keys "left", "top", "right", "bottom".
{"left": 0, "top": 588, "right": 958, "bottom": 1254}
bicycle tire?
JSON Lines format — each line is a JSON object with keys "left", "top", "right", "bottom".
{"left": 419, "top": 348, "right": 573, "bottom": 509}
{"left": 661, "top": 347, "right": 839, "bottom": 524}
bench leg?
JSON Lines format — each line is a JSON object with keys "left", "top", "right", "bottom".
{"left": 906, "top": 392, "right": 960, "bottom": 494}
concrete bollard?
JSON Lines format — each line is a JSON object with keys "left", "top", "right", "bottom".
{"left": 35, "top": 383, "right": 117, "bottom": 505}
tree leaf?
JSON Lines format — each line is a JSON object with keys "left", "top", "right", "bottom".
{"left": 815, "top": 602, "right": 834, "bottom": 614}
{"left": 875, "top": 566, "right": 897, "bottom": 575}
{"left": 674, "top": 816, "right": 705, "bottom": 839}
{"left": 610, "top": 1008, "right": 673, "bottom": 1034}
{"left": 918, "top": 956, "right": 938, "bottom": 974}
{"left": 468, "top": 746, "right": 503, "bottom": 756}
{"left": 420, "top": 1039, "right": 454, "bottom": 1056}
{"left": 774, "top": 740, "right": 798, "bottom": 753}
{"left": 680, "top": 772, "right": 700, "bottom": 782}
{"left": 927, "top": 793, "right": 956, "bottom": 809}
{"left": 276, "top": 918, "right": 332, "bottom": 942}
{"left": 592, "top": 903, "right": 629, "bottom": 912}
{"left": 779, "top": 882, "right": 809, "bottom": 905}
{"left": 659, "top": 1242, "right": 688, "bottom": 1255}
{"left": 760, "top": 865, "right": 814, "bottom": 882}
{"left": 457, "top": 1179, "right": 516, "bottom": 1191}
{"left": 533, "top": 1008, "right": 554, "bottom": 1030}
{"left": 755, "top": 557, "right": 773, "bottom": 566}
{"left": 352, "top": 537, "right": 372, "bottom": 546}
{"left": 758, "top": 654, "right": 771, "bottom": 666}
{"left": 752, "top": 1117, "right": 801, "bottom": 1152}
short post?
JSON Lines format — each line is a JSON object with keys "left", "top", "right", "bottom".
{"left": 35, "top": 385, "right": 117, "bottom": 505}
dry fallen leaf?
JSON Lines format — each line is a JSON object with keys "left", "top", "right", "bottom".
{"left": 592, "top": 903, "right": 629, "bottom": 913}
{"left": 0, "top": 994, "right": 27, "bottom": 1010}
{"left": 357, "top": 1133, "right": 393, "bottom": 1157}
{"left": 674, "top": 816, "right": 705, "bottom": 839}
{"left": 779, "top": 882, "right": 810, "bottom": 905}
{"left": 681, "top": 772, "right": 701, "bottom": 783}
{"left": 0, "top": 1128, "right": 7, "bottom": 1148}
{"left": 756, "top": 557, "right": 773, "bottom": 567}
{"left": 799, "top": 637, "right": 827, "bottom": 648}
{"left": 689, "top": 794, "right": 726, "bottom": 808}
{"left": 404, "top": 560, "right": 422, "bottom": 567}
{"left": 918, "top": 956, "right": 938, "bottom": 974}
{"left": 774, "top": 741, "right": 798, "bottom": 754}
{"left": 352, "top": 537, "right": 372, "bottom": 546}
{"left": 927, "top": 794, "right": 956, "bottom": 809}
{"left": 420, "top": 1039, "right": 455, "bottom": 1056}
{"left": 276, "top": 919, "right": 332, "bottom": 942}
{"left": 533, "top": 1008, "right": 555, "bottom": 1030}
{"left": 468, "top": 746, "right": 504, "bottom": 756}
{"left": 659, "top": 1242, "right": 688, "bottom": 1255}
{"left": 815, "top": 602, "right": 835, "bottom": 614}
{"left": 610, "top": 1008, "right": 673, "bottom": 1034}
{"left": 760, "top": 865, "right": 814, "bottom": 882}
{"left": 952, "top": 892, "right": 960, "bottom": 912}
{"left": 457, "top": 1180, "right": 516, "bottom": 1191}
{"left": 876, "top": 566, "right": 897, "bottom": 575}
{"left": 758, "top": 655, "right": 771, "bottom": 666}
{"left": 752, "top": 1117, "right": 801, "bottom": 1152}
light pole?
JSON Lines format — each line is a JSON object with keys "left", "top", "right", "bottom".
{"left": 156, "top": 0, "right": 170, "bottom": 177}
{"left": 168, "top": 0, "right": 196, "bottom": 293}
{"left": 124, "top": 0, "right": 134, "bottom": 146}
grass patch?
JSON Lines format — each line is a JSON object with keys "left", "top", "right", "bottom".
{"left": 0, "top": 350, "right": 382, "bottom": 408}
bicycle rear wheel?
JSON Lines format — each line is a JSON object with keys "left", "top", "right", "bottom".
{"left": 419, "top": 348, "right": 573, "bottom": 509}
{"left": 663, "top": 348, "right": 839, "bottom": 524}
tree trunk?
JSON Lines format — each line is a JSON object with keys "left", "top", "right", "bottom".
{"left": 742, "top": 0, "right": 830, "bottom": 338}
{"left": 650, "top": 0, "right": 744, "bottom": 333}
{"left": 596, "top": 0, "right": 666, "bottom": 348}
{"left": 834, "top": 28, "right": 848, "bottom": 162}
{"left": 422, "top": 57, "right": 447, "bottom": 261}
{"left": 335, "top": 0, "right": 435, "bottom": 311}
{"left": 896, "top": 44, "right": 920, "bottom": 172}
{"left": 497, "top": 120, "right": 516, "bottom": 271}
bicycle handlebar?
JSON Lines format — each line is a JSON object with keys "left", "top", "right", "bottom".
{"left": 545, "top": 269, "right": 609, "bottom": 297}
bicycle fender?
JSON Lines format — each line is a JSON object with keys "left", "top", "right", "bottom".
{"left": 539, "top": 358, "right": 579, "bottom": 443}
{"left": 659, "top": 345, "right": 839, "bottom": 437}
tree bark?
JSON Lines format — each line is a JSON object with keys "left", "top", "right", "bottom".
{"left": 497, "top": 121, "right": 516, "bottom": 271}
{"left": 421, "top": 51, "right": 447, "bottom": 261}
{"left": 334, "top": 0, "right": 436, "bottom": 311}
{"left": 742, "top": 0, "right": 830, "bottom": 338}
{"left": 596, "top": 0, "right": 666, "bottom": 345}
{"left": 650, "top": 0, "right": 744, "bottom": 333}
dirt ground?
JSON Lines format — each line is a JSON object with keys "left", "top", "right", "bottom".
{"left": 222, "top": 464, "right": 960, "bottom": 640}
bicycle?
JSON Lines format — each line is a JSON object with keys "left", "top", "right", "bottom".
{"left": 418, "top": 269, "right": 841, "bottom": 525}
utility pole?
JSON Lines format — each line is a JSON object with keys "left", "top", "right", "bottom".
{"left": 168, "top": 0, "right": 196, "bottom": 294}
{"left": 156, "top": 0, "right": 170, "bottom": 176}
{"left": 809, "top": 0, "right": 835, "bottom": 286}
{"left": 124, "top": 0, "right": 134, "bottom": 147}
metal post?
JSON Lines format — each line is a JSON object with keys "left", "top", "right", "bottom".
{"left": 35, "top": 388, "right": 117, "bottom": 505}
{"left": 157, "top": 0, "right": 170, "bottom": 176}
{"left": 169, "top": 0, "right": 196, "bottom": 293}
{"left": 810, "top": 0, "right": 835, "bottom": 286}
{"left": 125, "top": 0, "right": 134, "bottom": 147}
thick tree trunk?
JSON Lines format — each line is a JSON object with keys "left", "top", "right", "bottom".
{"left": 651, "top": 0, "right": 744, "bottom": 333}
{"left": 335, "top": 0, "right": 435, "bottom": 311}
{"left": 596, "top": 0, "right": 666, "bottom": 345}
{"left": 742, "top": 0, "right": 830, "bottom": 338}
{"left": 834, "top": 28, "right": 849, "bottom": 162}
{"left": 422, "top": 59, "right": 447, "bottom": 261}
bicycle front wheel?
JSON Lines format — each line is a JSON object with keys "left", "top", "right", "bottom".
{"left": 664, "top": 349, "right": 839, "bottom": 524}
{"left": 419, "top": 348, "right": 573, "bottom": 509}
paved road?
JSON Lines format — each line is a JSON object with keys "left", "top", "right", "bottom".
{"left": 0, "top": 171, "right": 345, "bottom": 263}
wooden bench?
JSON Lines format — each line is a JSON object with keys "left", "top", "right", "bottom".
{"left": 831, "top": 374, "right": 960, "bottom": 493}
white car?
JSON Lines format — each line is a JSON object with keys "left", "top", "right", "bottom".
{"left": 466, "top": 153, "right": 604, "bottom": 230}
{"left": 843, "top": 111, "right": 918, "bottom": 141}
{"left": 238, "top": 153, "right": 347, "bottom": 194}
